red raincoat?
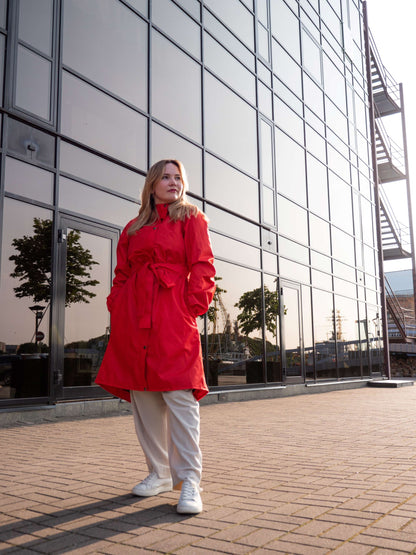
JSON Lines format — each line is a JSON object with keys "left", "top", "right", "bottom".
{"left": 95, "top": 204, "right": 216, "bottom": 402}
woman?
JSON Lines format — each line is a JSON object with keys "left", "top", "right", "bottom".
{"left": 96, "top": 159, "right": 216, "bottom": 514}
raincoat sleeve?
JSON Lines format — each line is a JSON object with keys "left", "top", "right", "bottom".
{"left": 184, "top": 211, "right": 216, "bottom": 317}
{"left": 106, "top": 224, "right": 132, "bottom": 313}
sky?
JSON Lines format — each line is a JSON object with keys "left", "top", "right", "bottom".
{"left": 365, "top": 0, "right": 415, "bottom": 272}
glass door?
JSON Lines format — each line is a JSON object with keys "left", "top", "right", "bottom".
{"left": 54, "top": 216, "right": 118, "bottom": 399}
{"left": 280, "top": 280, "right": 304, "bottom": 382}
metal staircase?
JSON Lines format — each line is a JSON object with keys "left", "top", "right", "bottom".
{"left": 385, "top": 277, "right": 416, "bottom": 343}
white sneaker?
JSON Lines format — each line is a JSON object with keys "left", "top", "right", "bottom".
{"left": 177, "top": 479, "right": 203, "bottom": 514}
{"left": 132, "top": 472, "right": 172, "bottom": 497}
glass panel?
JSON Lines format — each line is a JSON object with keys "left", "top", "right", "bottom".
{"left": 63, "top": 229, "right": 111, "bottom": 388}
{"left": 257, "top": 0, "right": 268, "bottom": 26}
{"left": 0, "top": 33, "right": 5, "bottom": 106}
{"left": 307, "top": 153, "right": 328, "bottom": 218}
{"left": 205, "top": 204, "right": 260, "bottom": 245}
{"left": 124, "top": 0, "right": 148, "bottom": 16}
{"left": 7, "top": 118, "right": 55, "bottom": 166}
{"left": 303, "top": 73, "right": 324, "bottom": 118}
{"left": 329, "top": 172, "right": 353, "bottom": 233}
{"left": 281, "top": 283, "right": 302, "bottom": 377}
{"left": 152, "top": 31, "right": 201, "bottom": 142}
{"left": 311, "top": 269, "right": 332, "bottom": 290}
{"left": 272, "top": 39, "right": 302, "bottom": 96}
{"left": 204, "top": 73, "right": 258, "bottom": 177}
{"left": 204, "top": 0, "right": 254, "bottom": 50}
{"left": 275, "top": 129, "right": 306, "bottom": 206}
{"left": 277, "top": 196, "right": 308, "bottom": 244}
{"left": 61, "top": 71, "right": 147, "bottom": 169}
{"left": 204, "top": 33, "right": 255, "bottom": 104}
{"left": 153, "top": 0, "right": 200, "bottom": 58}
{"left": 358, "top": 302, "right": 369, "bottom": 376}
{"left": 270, "top": 0, "right": 300, "bottom": 61}
{"left": 260, "top": 120, "right": 273, "bottom": 187}
{"left": 4, "top": 156, "right": 54, "bottom": 204}
{"left": 309, "top": 213, "right": 330, "bottom": 254}
{"left": 274, "top": 98, "right": 304, "bottom": 144}
{"left": 151, "top": 123, "right": 202, "bottom": 196}
{"left": 361, "top": 197, "right": 374, "bottom": 246}
{"left": 204, "top": 260, "right": 262, "bottom": 386}
{"left": 323, "top": 54, "right": 346, "bottom": 113}
{"left": 279, "top": 237, "right": 309, "bottom": 265}
{"left": 15, "top": 45, "right": 51, "bottom": 120}
{"left": 313, "top": 288, "right": 336, "bottom": 379}
{"left": 257, "top": 23, "right": 269, "bottom": 61}
{"left": 331, "top": 226, "right": 355, "bottom": 265}
{"left": 258, "top": 81, "right": 273, "bottom": 120}
{"left": 60, "top": 141, "right": 143, "bottom": 200}
{"left": 279, "top": 258, "right": 310, "bottom": 283}
{"left": 0, "top": 0, "right": 6, "bottom": 28}
{"left": 262, "top": 186, "right": 275, "bottom": 226}
{"left": 305, "top": 124, "right": 326, "bottom": 161}
{"left": 63, "top": 0, "right": 147, "bottom": 109}
{"left": 263, "top": 251, "right": 277, "bottom": 274}
{"left": 19, "top": 0, "right": 53, "bottom": 55}
{"left": 59, "top": 176, "right": 139, "bottom": 226}
{"left": 204, "top": 9, "right": 254, "bottom": 70}
{"left": 205, "top": 154, "right": 259, "bottom": 221}
{"left": 302, "top": 284, "right": 314, "bottom": 380}
{"left": 301, "top": 27, "right": 322, "bottom": 83}
{"left": 0, "top": 199, "right": 52, "bottom": 399}
{"left": 367, "top": 305, "right": 383, "bottom": 374}
{"left": 174, "top": 0, "right": 200, "bottom": 19}
{"left": 264, "top": 272, "right": 281, "bottom": 383}
{"left": 211, "top": 231, "right": 261, "bottom": 268}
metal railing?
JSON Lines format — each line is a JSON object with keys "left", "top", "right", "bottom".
{"left": 385, "top": 276, "right": 416, "bottom": 339}
{"left": 369, "top": 29, "right": 401, "bottom": 108}
{"left": 379, "top": 186, "right": 411, "bottom": 252}
{"left": 374, "top": 118, "right": 406, "bottom": 175}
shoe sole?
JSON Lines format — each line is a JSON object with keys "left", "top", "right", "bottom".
{"left": 132, "top": 485, "right": 172, "bottom": 497}
{"left": 177, "top": 504, "right": 203, "bottom": 514}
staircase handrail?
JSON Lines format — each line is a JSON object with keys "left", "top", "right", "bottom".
{"left": 369, "top": 29, "right": 401, "bottom": 107}
{"left": 379, "top": 186, "right": 411, "bottom": 251}
{"left": 375, "top": 118, "right": 406, "bottom": 174}
{"left": 385, "top": 276, "right": 408, "bottom": 338}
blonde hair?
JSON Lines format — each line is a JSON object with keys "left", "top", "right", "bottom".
{"left": 128, "top": 159, "right": 198, "bottom": 235}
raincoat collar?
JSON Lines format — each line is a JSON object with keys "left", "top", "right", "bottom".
{"left": 156, "top": 203, "right": 170, "bottom": 219}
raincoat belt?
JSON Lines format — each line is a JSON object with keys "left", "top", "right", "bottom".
{"left": 133, "top": 260, "right": 189, "bottom": 329}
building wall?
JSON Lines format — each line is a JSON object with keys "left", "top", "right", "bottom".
{"left": 0, "top": 0, "right": 384, "bottom": 405}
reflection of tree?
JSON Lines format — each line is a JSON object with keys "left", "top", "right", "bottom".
{"left": 234, "top": 286, "right": 281, "bottom": 337}
{"left": 9, "top": 218, "right": 99, "bottom": 307}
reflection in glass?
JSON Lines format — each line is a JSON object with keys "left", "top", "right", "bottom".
{"left": 19, "top": 0, "right": 53, "bottom": 55}
{"left": 0, "top": 199, "right": 52, "bottom": 399}
{"left": 281, "top": 282, "right": 303, "bottom": 378}
{"left": 59, "top": 176, "right": 139, "bottom": 227}
{"left": 331, "top": 226, "right": 355, "bottom": 265}
{"left": 280, "top": 258, "right": 310, "bottom": 284}
{"left": 367, "top": 305, "right": 383, "bottom": 374}
{"left": 15, "top": 45, "right": 51, "bottom": 120}
{"left": 60, "top": 141, "right": 143, "bottom": 200}
{"left": 152, "top": 123, "right": 202, "bottom": 196}
{"left": 63, "top": 0, "right": 147, "bottom": 109}
{"left": 205, "top": 73, "right": 258, "bottom": 177}
{"left": 312, "top": 288, "right": 337, "bottom": 379}
{"left": 329, "top": 172, "right": 353, "bottom": 233}
{"left": 205, "top": 154, "right": 259, "bottom": 221}
{"left": 334, "top": 295, "right": 361, "bottom": 377}
{"left": 204, "top": 261, "right": 262, "bottom": 386}
{"left": 358, "top": 302, "right": 369, "bottom": 376}
{"left": 302, "top": 285, "right": 314, "bottom": 380}
{"left": 309, "top": 213, "right": 330, "bottom": 254}
{"left": 264, "top": 274, "right": 281, "bottom": 382}
{"left": 5, "top": 156, "right": 54, "bottom": 204}
{"left": 63, "top": 229, "right": 111, "bottom": 387}
{"left": 152, "top": 31, "right": 201, "bottom": 142}
{"left": 61, "top": 71, "right": 147, "bottom": 169}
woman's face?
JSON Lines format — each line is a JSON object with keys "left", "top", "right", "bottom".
{"left": 153, "top": 163, "right": 183, "bottom": 205}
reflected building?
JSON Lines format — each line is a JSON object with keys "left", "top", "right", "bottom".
{"left": 0, "top": 0, "right": 403, "bottom": 407}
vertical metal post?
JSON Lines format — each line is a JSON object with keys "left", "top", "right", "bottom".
{"left": 362, "top": 1, "right": 391, "bottom": 378}
{"left": 399, "top": 83, "right": 416, "bottom": 320}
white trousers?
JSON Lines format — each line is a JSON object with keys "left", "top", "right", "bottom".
{"left": 130, "top": 389, "right": 202, "bottom": 487}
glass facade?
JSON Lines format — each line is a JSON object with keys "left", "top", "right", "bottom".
{"left": 0, "top": 0, "right": 384, "bottom": 406}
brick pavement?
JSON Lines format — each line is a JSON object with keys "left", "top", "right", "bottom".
{"left": 1, "top": 386, "right": 416, "bottom": 553}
